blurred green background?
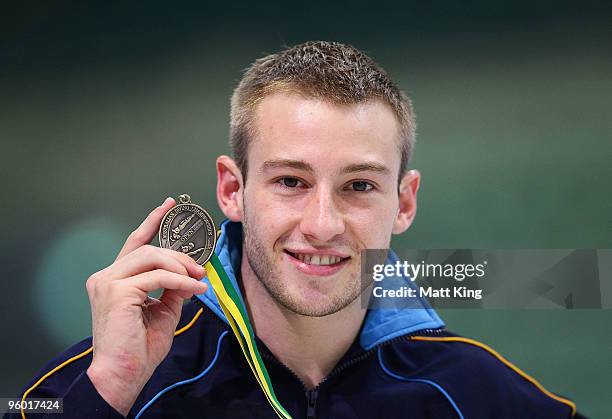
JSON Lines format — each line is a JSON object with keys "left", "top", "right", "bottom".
{"left": 1, "top": 1, "right": 611, "bottom": 417}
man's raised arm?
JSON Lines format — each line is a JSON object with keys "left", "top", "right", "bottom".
{"left": 8, "top": 198, "right": 207, "bottom": 418}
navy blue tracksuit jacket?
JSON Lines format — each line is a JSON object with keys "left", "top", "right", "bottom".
{"left": 9, "top": 221, "right": 582, "bottom": 418}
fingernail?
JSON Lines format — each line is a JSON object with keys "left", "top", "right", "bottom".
{"left": 162, "top": 197, "right": 173, "bottom": 206}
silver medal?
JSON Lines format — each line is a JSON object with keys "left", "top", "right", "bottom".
{"left": 158, "top": 194, "right": 217, "bottom": 265}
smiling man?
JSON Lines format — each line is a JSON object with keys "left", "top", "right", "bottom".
{"left": 11, "top": 41, "right": 581, "bottom": 419}
{"left": 218, "top": 89, "right": 415, "bottom": 390}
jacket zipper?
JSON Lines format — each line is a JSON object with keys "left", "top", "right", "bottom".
{"left": 305, "top": 388, "right": 318, "bottom": 419}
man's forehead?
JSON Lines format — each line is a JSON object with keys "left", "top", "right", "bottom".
{"left": 252, "top": 92, "right": 398, "bottom": 130}
{"left": 249, "top": 92, "right": 401, "bottom": 167}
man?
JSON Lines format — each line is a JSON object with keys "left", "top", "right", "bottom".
{"left": 10, "top": 41, "right": 581, "bottom": 418}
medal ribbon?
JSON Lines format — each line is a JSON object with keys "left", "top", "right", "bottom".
{"left": 204, "top": 253, "right": 293, "bottom": 419}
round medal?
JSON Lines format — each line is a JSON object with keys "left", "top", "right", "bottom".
{"left": 158, "top": 194, "right": 217, "bottom": 265}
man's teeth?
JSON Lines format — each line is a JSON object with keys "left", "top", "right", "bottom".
{"left": 294, "top": 253, "right": 342, "bottom": 265}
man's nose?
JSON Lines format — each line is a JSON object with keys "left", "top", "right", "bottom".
{"left": 299, "top": 187, "right": 345, "bottom": 242}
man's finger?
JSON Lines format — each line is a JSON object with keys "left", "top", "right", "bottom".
{"left": 159, "top": 288, "right": 198, "bottom": 317}
{"left": 127, "top": 269, "right": 208, "bottom": 294}
{"left": 116, "top": 197, "right": 175, "bottom": 260}
{"left": 108, "top": 246, "right": 206, "bottom": 281}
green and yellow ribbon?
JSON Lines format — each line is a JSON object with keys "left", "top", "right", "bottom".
{"left": 204, "top": 253, "right": 293, "bottom": 419}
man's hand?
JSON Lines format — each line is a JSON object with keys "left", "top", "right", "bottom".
{"left": 85, "top": 198, "right": 208, "bottom": 416}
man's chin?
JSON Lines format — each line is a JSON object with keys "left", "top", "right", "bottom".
{"left": 272, "top": 285, "right": 361, "bottom": 318}
{"left": 278, "top": 300, "right": 348, "bottom": 318}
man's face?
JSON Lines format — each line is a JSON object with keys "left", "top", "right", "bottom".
{"left": 241, "top": 92, "right": 404, "bottom": 317}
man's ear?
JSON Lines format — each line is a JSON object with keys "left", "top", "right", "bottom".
{"left": 216, "top": 155, "right": 244, "bottom": 222}
{"left": 393, "top": 169, "right": 420, "bottom": 234}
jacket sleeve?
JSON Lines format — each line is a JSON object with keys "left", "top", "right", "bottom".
{"left": 3, "top": 338, "right": 124, "bottom": 419}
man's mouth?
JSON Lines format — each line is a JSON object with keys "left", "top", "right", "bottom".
{"left": 284, "top": 250, "right": 350, "bottom": 266}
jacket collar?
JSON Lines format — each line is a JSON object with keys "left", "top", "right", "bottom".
{"left": 194, "top": 220, "right": 444, "bottom": 351}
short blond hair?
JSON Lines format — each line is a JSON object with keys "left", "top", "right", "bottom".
{"left": 230, "top": 41, "right": 416, "bottom": 182}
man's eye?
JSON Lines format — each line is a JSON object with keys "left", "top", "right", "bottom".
{"left": 278, "top": 177, "right": 303, "bottom": 188}
{"left": 349, "top": 181, "right": 374, "bottom": 192}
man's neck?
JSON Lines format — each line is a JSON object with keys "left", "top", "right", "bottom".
{"left": 240, "top": 258, "right": 367, "bottom": 390}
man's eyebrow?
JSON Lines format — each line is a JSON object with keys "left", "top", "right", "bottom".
{"left": 340, "top": 162, "right": 391, "bottom": 175}
{"left": 259, "top": 159, "right": 391, "bottom": 176}
{"left": 260, "top": 159, "right": 315, "bottom": 173}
